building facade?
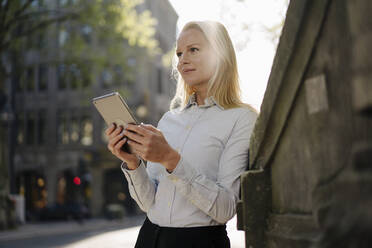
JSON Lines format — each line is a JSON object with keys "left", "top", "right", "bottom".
{"left": 11, "top": 0, "right": 178, "bottom": 220}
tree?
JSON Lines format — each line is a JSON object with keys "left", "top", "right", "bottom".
{"left": 0, "top": 0, "right": 76, "bottom": 229}
{"left": 55, "top": 0, "right": 160, "bottom": 94}
{"left": 0, "top": 0, "right": 159, "bottom": 229}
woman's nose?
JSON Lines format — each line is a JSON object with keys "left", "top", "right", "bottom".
{"left": 179, "top": 54, "right": 189, "bottom": 64}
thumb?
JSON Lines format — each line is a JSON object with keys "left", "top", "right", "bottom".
{"left": 140, "top": 123, "right": 160, "bottom": 133}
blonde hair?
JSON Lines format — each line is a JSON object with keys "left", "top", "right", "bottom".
{"left": 170, "top": 21, "right": 256, "bottom": 112}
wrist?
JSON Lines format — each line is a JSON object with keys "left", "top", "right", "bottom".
{"left": 126, "top": 158, "right": 141, "bottom": 170}
{"left": 163, "top": 148, "right": 180, "bottom": 172}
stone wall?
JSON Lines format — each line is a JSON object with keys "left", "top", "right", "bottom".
{"left": 237, "top": 0, "right": 372, "bottom": 247}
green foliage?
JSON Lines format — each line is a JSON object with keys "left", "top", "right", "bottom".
{"left": 59, "top": 0, "right": 160, "bottom": 90}
{"left": 0, "top": 0, "right": 160, "bottom": 89}
{"left": 60, "top": 0, "right": 159, "bottom": 59}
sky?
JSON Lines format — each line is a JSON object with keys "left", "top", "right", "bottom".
{"left": 168, "top": 0, "right": 289, "bottom": 110}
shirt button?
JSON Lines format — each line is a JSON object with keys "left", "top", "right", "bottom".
{"left": 186, "top": 125, "right": 191, "bottom": 130}
{"left": 168, "top": 202, "right": 171, "bottom": 207}
{"left": 176, "top": 148, "right": 180, "bottom": 153}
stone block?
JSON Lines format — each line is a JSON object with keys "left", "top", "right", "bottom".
{"left": 352, "top": 74, "right": 372, "bottom": 116}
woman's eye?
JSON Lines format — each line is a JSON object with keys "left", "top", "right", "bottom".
{"left": 190, "top": 47, "right": 199, "bottom": 52}
{"left": 176, "top": 52, "right": 182, "bottom": 57}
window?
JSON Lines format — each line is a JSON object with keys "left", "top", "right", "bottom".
{"left": 38, "top": 110, "right": 46, "bottom": 145}
{"left": 81, "top": 116, "right": 93, "bottom": 146}
{"left": 127, "top": 57, "right": 136, "bottom": 67}
{"left": 17, "top": 71, "right": 26, "bottom": 92}
{"left": 16, "top": 113, "right": 25, "bottom": 145}
{"left": 70, "top": 117, "right": 79, "bottom": 143}
{"left": 113, "top": 65, "right": 124, "bottom": 85}
{"left": 70, "top": 64, "right": 81, "bottom": 89}
{"left": 57, "top": 112, "right": 69, "bottom": 144}
{"left": 81, "top": 63, "right": 91, "bottom": 88}
{"left": 57, "top": 63, "right": 92, "bottom": 90}
{"left": 81, "top": 25, "right": 92, "bottom": 44}
{"left": 27, "top": 32, "right": 47, "bottom": 50}
{"left": 56, "top": 111, "right": 95, "bottom": 146}
{"left": 31, "top": 0, "right": 44, "bottom": 8}
{"left": 59, "top": 0, "right": 78, "bottom": 7}
{"left": 38, "top": 64, "right": 48, "bottom": 91}
{"left": 57, "top": 64, "right": 67, "bottom": 89}
{"left": 101, "top": 122, "right": 109, "bottom": 143}
{"left": 37, "top": 32, "right": 47, "bottom": 50}
{"left": 59, "top": 0, "right": 69, "bottom": 7}
{"left": 26, "top": 67, "right": 35, "bottom": 91}
{"left": 101, "top": 69, "right": 114, "bottom": 88}
{"left": 101, "top": 65, "right": 125, "bottom": 88}
{"left": 26, "top": 112, "right": 36, "bottom": 145}
{"left": 58, "top": 28, "right": 69, "bottom": 47}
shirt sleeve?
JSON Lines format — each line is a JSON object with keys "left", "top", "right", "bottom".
{"left": 167, "top": 110, "right": 258, "bottom": 224}
{"left": 121, "top": 160, "right": 157, "bottom": 212}
{"left": 120, "top": 112, "right": 170, "bottom": 212}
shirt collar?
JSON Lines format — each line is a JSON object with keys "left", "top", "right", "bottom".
{"left": 181, "top": 92, "right": 224, "bottom": 111}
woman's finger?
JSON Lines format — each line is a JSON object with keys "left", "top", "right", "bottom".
{"left": 115, "top": 139, "right": 139, "bottom": 162}
{"left": 127, "top": 139, "right": 143, "bottom": 154}
{"left": 140, "top": 123, "right": 160, "bottom": 133}
{"left": 109, "top": 125, "right": 122, "bottom": 139}
{"left": 108, "top": 128, "right": 124, "bottom": 151}
{"left": 105, "top": 123, "right": 116, "bottom": 136}
{"left": 109, "top": 132, "right": 125, "bottom": 149}
{"left": 114, "top": 137, "right": 127, "bottom": 152}
{"left": 124, "top": 130, "right": 146, "bottom": 144}
{"left": 126, "top": 124, "right": 151, "bottom": 137}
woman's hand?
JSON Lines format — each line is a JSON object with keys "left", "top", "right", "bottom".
{"left": 124, "top": 123, "right": 180, "bottom": 172}
{"left": 105, "top": 124, "right": 140, "bottom": 170}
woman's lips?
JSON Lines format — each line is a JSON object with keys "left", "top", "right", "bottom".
{"left": 183, "top": 68, "right": 196, "bottom": 73}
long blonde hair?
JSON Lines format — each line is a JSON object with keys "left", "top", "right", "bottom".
{"left": 170, "top": 21, "right": 256, "bottom": 112}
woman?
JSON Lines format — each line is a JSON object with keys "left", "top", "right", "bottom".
{"left": 106, "top": 21, "right": 258, "bottom": 248}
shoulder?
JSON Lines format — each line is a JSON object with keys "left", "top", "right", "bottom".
{"left": 158, "top": 107, "right": 184, "bottom": 122}
{"left": 221, "top": 107, "right": 258, "bottom": 140}
{"left": 218, "top": 107, "right": 258, "bottom": 137}
{"left": 157, "top": 110, "right": 171, "bottom": 127}
{"left": 224, "top": 106, "right": 258, "bottom": 124}
{"left": 157, "top": 110, "right": 179, "bottom": 129}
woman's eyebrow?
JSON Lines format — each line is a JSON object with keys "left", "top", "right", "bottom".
{"left": 187, "top": 43, "right": 201, "bottom": 47}
{"left": 176, "top": 43, "right": 201, "bottom": 53}
{"left": 177, "top": 43, "right": 201, "bottom": 50}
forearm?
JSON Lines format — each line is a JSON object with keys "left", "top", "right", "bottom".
{"left": 168, "top": 156, "right": 239, "bottom": 224}
{"left": 162, "top": 148, "right": 181, "bottom": 173}
{"left": 121, "top": 161, "right": 156, "bottom": 212}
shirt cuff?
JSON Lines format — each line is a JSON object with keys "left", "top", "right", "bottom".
{"left": 167, "top": 155, "right": 197, "bottom": 184}
{"left": 121, "top": 160, "right": 148, "bottom": 186}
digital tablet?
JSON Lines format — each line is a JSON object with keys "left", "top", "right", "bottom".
{"left": 92, "top": 92, "right": 138, "bottom": 153}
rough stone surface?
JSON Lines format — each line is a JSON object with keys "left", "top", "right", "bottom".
{"left": 240, "top": 0, "right": 372, "bottom": 247}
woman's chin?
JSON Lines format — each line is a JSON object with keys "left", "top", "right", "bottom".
{"left": 184, "top": 81, "right": 206, "bottom": 89}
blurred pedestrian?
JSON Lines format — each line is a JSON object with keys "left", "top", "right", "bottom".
{"left": 106, "top": 21, "right": 258, "bottom": 248}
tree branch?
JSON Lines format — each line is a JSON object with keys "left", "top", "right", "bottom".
{"left": 0, "top": 0, "right": 10, "bottom": 29}
{"left": 0, "top": 0, "right": 37, "bottom": 45}
{"left": 0, "top": 13, "right": 77, "bottom": 51}
{"left": 13, "top": 0, "right": 35, "bottom": 20}
{"left": 4, "top": 8, "right": 80, "bottom": 36}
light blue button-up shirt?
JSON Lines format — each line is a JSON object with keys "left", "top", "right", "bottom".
{"left": 121, "top": 94, "right": 258, "bottom": 227}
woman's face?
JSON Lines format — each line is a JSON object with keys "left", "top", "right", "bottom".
{"left": 176, "top": 28, "right": 217, "bottom": 89}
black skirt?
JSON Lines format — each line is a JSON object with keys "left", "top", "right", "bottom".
{"left": 135, "top": 217, "right": 231, "bottom": 248}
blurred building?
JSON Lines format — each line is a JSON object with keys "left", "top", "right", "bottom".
{"left": 10, "top": 0, "right": 178, "bottom": 220}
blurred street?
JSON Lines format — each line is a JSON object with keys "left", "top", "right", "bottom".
{"left": 0, "top": 215, "right": 245, "bottom": 248}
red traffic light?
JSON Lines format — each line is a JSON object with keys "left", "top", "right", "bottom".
{"left": 73, "top": 177, "right": 81, "bottom": 185}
